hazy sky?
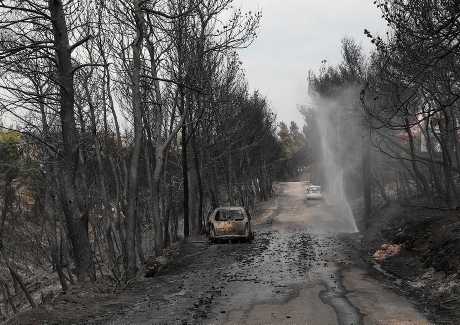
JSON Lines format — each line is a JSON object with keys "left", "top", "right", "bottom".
{"left": 234, "top": 0, "right": 387, "bottom": 125}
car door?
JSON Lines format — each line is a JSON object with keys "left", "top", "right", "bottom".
{"left": 230, "top": 209, "right": 247, "bottom": 235}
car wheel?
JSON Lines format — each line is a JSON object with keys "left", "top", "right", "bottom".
{"left": 209, "top": 226, "right": 216, "bottom": 243}
{"left": 244, "top": 225, "right": 250, "bottom": 242}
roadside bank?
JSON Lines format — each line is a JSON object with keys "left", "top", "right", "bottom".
{"left": 357, "top": 203, "right": 460, "bottom": 323}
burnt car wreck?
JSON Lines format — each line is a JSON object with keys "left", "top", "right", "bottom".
{"left": 207, "top": 207, "right": 254, "bottom": 243}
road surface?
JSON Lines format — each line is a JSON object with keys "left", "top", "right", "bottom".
{"left": 102, "top": 182, "right": 430, "bottom": 325}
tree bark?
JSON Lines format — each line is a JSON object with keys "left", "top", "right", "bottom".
{"left": 191, "top": 136, "right": 204, "bottom": 234}
{"left": 48, "top": 0, "right": 94, "bottom": 282}
{"left": 152, "top": 147, "right": 165, "bottom": 254}
{"left": 404, "top": 118, "right": 429, "bottom": 196}
{"left": 182, "top": 118, "right": 190, "bottom": 238}
{"left": 125, "top": 0, "right": 145, "bottom": 279}
{"left": 85, "top": 77, "right": 119, "bottom": 280}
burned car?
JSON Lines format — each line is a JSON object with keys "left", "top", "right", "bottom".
{"left": 207, "top": 207, "right": 254, "bottom": 242}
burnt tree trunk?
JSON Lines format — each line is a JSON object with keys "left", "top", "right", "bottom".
{"left": 152, "top": 147, "right": 165, "bottom": 254}
{"left": 125, "top": 0, "right": 145, "bottom": 279}
{"left": 191, "top": 136, "right": 205, "bottom": 233}
{"left": 182, "top": 119, "right": 190, "bottom": 238}
{"left": 85, "top": 78, "right": 119, "bottom": 280}
{"left": 48, "top": 0, "right": 94, "bottom": 282}
{"left": 404, "top": 118, "right": 429, "bottom": 196}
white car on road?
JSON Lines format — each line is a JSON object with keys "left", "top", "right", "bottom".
{"left": 305, "top": 185, "right": 323, "bottom": 200}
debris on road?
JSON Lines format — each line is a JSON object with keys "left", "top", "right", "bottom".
{"left": 145, "top": 246, "right": 180, "bottom": 278}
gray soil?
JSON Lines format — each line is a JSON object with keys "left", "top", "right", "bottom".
{"left": 10, "top": 182, "right": 435, "bottom": 325}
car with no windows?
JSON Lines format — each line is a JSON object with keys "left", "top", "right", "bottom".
{"left": 207, "top": 207, "right": 254, "bottom": 243}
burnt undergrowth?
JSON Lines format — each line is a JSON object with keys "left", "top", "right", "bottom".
{"left": 360, "top": 202, "right": 460, "bottom": 322}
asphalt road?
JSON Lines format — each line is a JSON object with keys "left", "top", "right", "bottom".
{"left": 105, "top": 182, "right": 430, "bottom": 325}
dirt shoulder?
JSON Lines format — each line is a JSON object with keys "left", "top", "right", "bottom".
{"left": 357, "top": 202, "right": 460, "bottom": 323}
